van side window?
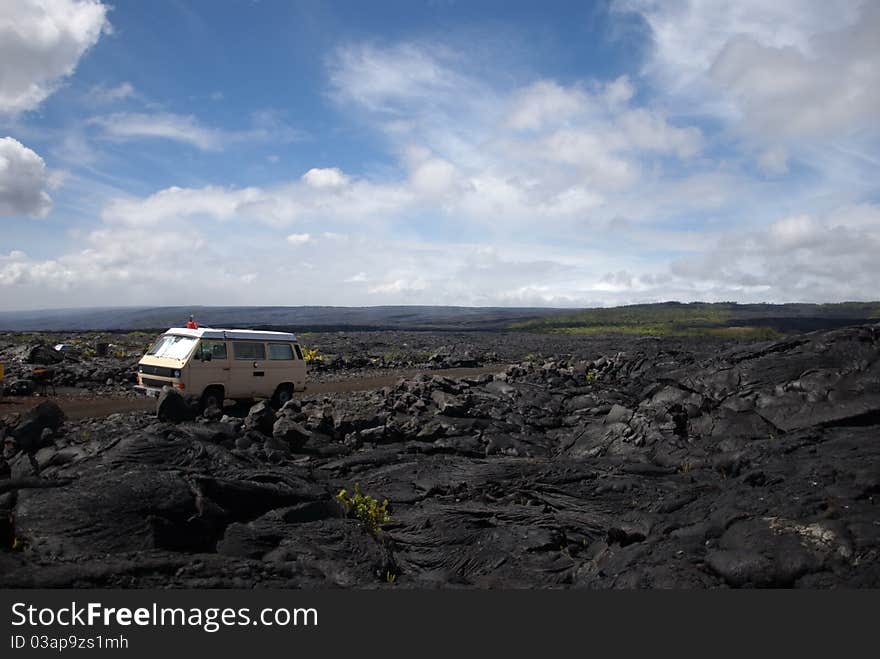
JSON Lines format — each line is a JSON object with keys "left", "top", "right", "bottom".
{"left": 268, "top": 343, "right": 294, "bottom": 360}
{"left": 233, "top": 341, "right": 266, "bottom": 360}
{"left": 294, "top": 344, "right": 304, "bottom": 360}
{"left": 199, "top": 340, "right": 227, "bottom": 360}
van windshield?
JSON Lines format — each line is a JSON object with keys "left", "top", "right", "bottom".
{"left": 147, "top": 335, "right": 197, "bottom": 360}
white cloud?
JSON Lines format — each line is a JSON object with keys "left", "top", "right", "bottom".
{"left": 768, "top": 214, "right": 822, "bottom": 248}
{"left": 87, "top": 81, "right": 135, "bottom": 105}
{"left": 5, "top": 199, "right": 876, "bottom": 308}
{"left": 102, "top": 185, "right": 264, "bottom": 225}
{"left": 302, "top": 167, "right": 348, "bottom": 189}
{"left": 0, "top": 137, "right": 53, "bottom": 217}
{"left": 603, "top": 76, "right": 635, "bottom": 106}
{"left": 0, "top": 0, "right": 110, "bottom": 114}
{"left": 0, "top": 212, "right": 651, "bottom": 308}
{"left": 0, "top": 224, "right": 204, "bottom": 291}
{"left": 367, "top": 277, "right": 428, "bottom": 295}
{"left": 615, "top": 108, "right": 702, "bottom": 157}
{"left": 621, "top": 0, "right": 880, "bottom": 141}
{"left": 618, "top": 0, "right": 860, "bottom": 92}
{"left": 6, "top": 38, "right": 721, "bottom": 308}
{"left": 667, "top": 204, "right": 880, "bottom": 302}
{"left": 90, "top": 112, "right": 227, "bottom": 150}
{"left": 506, "top": 80, "right": 590, "bottom": 131}
{"left": 710, "top": 27, "right": 880, "bottom": 139}
{"left": 533, "top": 129, "right": 639, "bottom": 189}
{"left": 90, "top": 110, "right": 303, "bottom": 151}
{"left": 328, "top": 42, "right": 474, "bottom": 115}
{"left": 408, "top": 156, "right": 459, "bottom": 200}
{"left": 757, "top": 147, "right": 788, "bottom": 176}
{"left": 286, "top": 232, "right": 311, "bottom": 245}
{"left": 327, "top": 44, "right": 704, "bottom": 227}
{"left": 100, "top": 172, "right": 412, "bottom": 228}
{"left": 2, "top": 24, "right": 876, "bottom": 310}
{"left": 597, "top": 270, "right": 635, "bottom": 292}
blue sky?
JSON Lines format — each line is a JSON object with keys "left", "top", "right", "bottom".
{"left": 1, "top": 0, "right": 878, "bottom": 310}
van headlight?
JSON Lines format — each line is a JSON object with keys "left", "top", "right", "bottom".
{"left": 173, "top": 369, "right": 181, "bottom": 378}
{"left": 138, "top": 366, "right": 143, "bottom": 373}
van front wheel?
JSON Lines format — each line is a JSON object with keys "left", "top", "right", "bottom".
{"left": 273, "top": 384, "right": 294, "bottom": 409}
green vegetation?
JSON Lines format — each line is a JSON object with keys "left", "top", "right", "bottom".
{"left": 703, "top": 326, "right": 782, "bottom": 340}
{"left": 817, "top": 301, "right": 880, "bottom": 318}
{"left": 508, "top": 300, "right": 880, "bottom": 338}
{"left": 336, "top": 483, "right": 391, "bottom": 535}
{"left": 302, "top": 347, "right": 323, "bottom": 362}
{"left": 510, "top": 302, "right": 735, "bottom": 334}
{"left": 548, "top": 324, "right": 781, "bottom": 339}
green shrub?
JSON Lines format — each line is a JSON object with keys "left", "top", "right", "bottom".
{"left": 303, "top": 347, "right": 323, "bottom": 362}
{"left": 336, "top": 483, "right": 391, "bottom": 535}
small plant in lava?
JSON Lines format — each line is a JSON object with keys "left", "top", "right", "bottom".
{"left": 303, "top": 348, "right": 323, "bottom": 363}
{"left": 336, "top": 483, "right": 391, "bottom": 535}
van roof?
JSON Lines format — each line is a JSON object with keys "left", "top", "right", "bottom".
{"left": 164, "top": 327, "right": 298, "bottom": 342}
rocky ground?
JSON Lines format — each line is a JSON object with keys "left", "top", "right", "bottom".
{"left": 0, "top": 328, "right": 635, "bottom": 396}
{"left": 0, "top": 325, "right": 878, "bottom": 588}
{"left": 0, "top": 333, "right": 143, "bottom": 398}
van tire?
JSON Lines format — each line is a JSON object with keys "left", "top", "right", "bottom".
{"left": 273, "top": 384, "right": 294, "bottom": 409}
{"left": 201, "top": 386, "right": 225, "bottom": 413}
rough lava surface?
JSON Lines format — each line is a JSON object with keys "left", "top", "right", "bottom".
{"left": 1, "top": 325, "right": 878, "bottom": 588}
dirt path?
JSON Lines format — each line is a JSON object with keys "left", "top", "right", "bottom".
{"left": 0, "top": 364, "right": 508, "bottom": 421}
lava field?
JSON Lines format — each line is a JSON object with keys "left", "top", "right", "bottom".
{"left": 1, "top": 325, "right": 878, "bottom": 588}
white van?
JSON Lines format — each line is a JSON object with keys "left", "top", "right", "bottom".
{"left": 135, "top": 327, "right": 306, "bottom": 408}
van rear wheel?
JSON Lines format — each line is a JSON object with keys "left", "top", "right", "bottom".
{"left": 201, "top": 387, "right": 225, "bottom": 413}
{"left": 273, "top": 384, "right": 294, "bottom": 409}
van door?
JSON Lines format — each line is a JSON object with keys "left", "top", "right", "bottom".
{"left": 189, "top": 339, "right": 230, "bottom": 398}
{"left": 264, "top": 342, "right": 299, "bottom": 394}
{"left": 231, "top": 340, "right": 267, "bottom": 398}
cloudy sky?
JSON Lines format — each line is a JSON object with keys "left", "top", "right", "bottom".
{"left": 1, "top": 0, "right": 878, "bottom": 311}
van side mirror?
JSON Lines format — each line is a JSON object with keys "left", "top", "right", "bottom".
{"left": 202, "top": 352, "right": 212, "bottom": 362}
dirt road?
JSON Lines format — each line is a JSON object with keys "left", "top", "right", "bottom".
{"left": 0, "top": 365, "right": 508, "bottom": 421}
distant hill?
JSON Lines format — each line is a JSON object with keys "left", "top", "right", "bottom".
{"left": 0, "top": 305, "right": 570, "bottom": 332}
{"left": 0, "top": 302, "right": 877, "bottom": 334}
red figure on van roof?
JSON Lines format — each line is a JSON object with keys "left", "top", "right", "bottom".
{"left": 186, "top": 315, "right": 198, "bottom": 329}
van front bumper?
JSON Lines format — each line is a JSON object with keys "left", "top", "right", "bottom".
{"left": 134, "top": 385, "right": 163, "bottom": 398}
